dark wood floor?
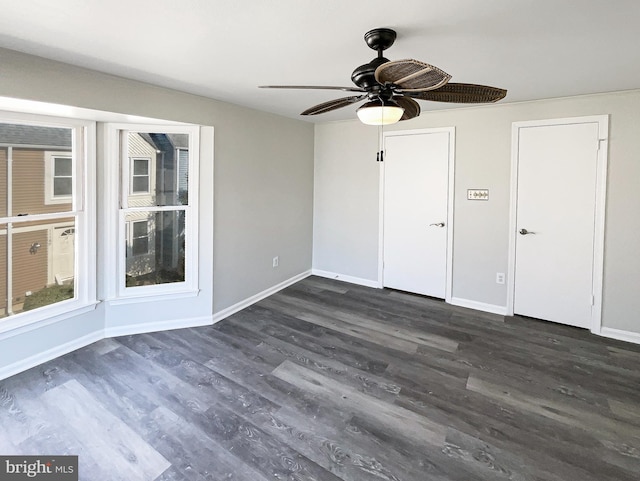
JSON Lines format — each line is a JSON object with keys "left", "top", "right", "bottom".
{"left": 1, "top": 276, "right": 640, "bottom": 480}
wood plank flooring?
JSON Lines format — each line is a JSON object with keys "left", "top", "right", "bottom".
{"left": 1, "top": 275, "right": 640, "bottom": 480}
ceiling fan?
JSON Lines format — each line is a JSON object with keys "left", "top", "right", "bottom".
{"left": 260, "top": 28, "right": 507, "bottom": 125}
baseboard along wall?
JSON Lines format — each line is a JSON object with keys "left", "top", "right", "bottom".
{"left": 311, "top": 269, "right": 380, "bottom": 289}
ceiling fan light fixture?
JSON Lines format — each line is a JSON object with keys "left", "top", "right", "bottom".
{"left": 356, "top": 98, "right": 404, "bottom": 125}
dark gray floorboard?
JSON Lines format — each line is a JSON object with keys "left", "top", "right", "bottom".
{"left": 1, "top": 275, "right": 639, "bottom": 480}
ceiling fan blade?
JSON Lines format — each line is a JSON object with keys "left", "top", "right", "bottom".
{"left": 375, "top": 59, "right": 451, "bottom": 92}
{"left": 301, "top": 95, "right": 367, "bottom": 116}
{"left": 409, "top": 83, "right": 507, "bottom": 103}
{"left": 260, "top": 85, "right": 365, "bottom": 92}
{"left": 394, "top": 97, "right": 421, "bottom": 121}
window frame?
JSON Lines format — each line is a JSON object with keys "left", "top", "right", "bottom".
{"left": 105, "top": 123, "right": 199, "bottom": 301}
{"left": 0, "top": 111, "right": 96, "bottom": 335}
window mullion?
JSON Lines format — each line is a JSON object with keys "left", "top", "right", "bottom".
{"left": 7, "top": 146, "right": 12, "bottom": 218}
{"left": 6, "top": 222, "right": 12, "bottom": 316}
{"left": 6, "top": 147, "right": 12, "bottom": 314}
{"left": 73, "top": 127, "right": 83, "bottom": 213}
{"left": 122, "top": 206, "right": 187, "bottom": 214}
{"left": 120, "top": 131, "right": 130, "bottom": 209}
{"left": 0, "top": 211, "right": 82, "bottom": 224}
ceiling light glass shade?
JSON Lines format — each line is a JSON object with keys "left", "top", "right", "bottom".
{"left": 357, "top": 99, "right": 404, "bottom": 125}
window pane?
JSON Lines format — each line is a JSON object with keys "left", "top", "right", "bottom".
{"left": 132, "top": 176, "right": 149, "bottom": 193}
{"left": 53, "top": 177, "right": 73, "bottom": 196}
{"left": 54, "top": 157, "right": 72, "bottom": 176}
{"left": 132, "top": 237, "right": 149, "bottom": 256}
{"left": 0, "top": 123, "right": 73, "bottom": 213}
{"left": 126, "top": 132, "right": 189, "bottom": 207}
{"left": 133, "top": 221, "right": 147, "bottom": 237}
{"left": 5, "top": 218, "right": 75, "bottom": 318}
{"left": 133, "top": 158, "right": 149, "bottom": 175}
{"left": 125, "top": 210, "right": 185, "bottom": 287}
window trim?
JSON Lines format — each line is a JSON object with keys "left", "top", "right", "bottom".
{"left": 44, "top": 151, "right": 74, "bottom": 205}
{"left": 0, "top": 111, "right": 96, "bottom": 335}
{"left": 104, "top": 123, "right": 199, "bottom": 301}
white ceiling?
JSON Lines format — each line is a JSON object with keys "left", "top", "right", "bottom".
{"left": 0, "top": 0, "right": 639, "bottom": 123}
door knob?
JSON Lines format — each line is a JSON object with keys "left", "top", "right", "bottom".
{"left": 430, "top": 222, "right": 445, "bottom": 227}
{"left": 519, "top": 228, "right": 534, "bottom": 235}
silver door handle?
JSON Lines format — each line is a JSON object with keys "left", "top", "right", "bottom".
{"left": 430, "top": 222, "right": 445, "bottom": 227}
{"left": 519, "top": 228, "right": 535, "bottom": 235}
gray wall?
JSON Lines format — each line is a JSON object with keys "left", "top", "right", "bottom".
{"left": 313, "top": 90, "right": 640, "bottom": 334}
{"left": 0, "top": 47, "right": 314, "bottom": 375}
{"left": 0, "top": 47, "right": 314, "bottom": 312}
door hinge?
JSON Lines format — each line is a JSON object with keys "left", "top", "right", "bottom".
{"left": 597, "top": 139, "right": 606, "bottom": 151}
{"left": 590, "top": 295, "right": 595, "bottom": 306}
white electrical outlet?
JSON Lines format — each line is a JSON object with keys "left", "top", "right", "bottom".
{"left": 496, "top": 273, "right": 505, "bottom": 284}
{"left": 272, "top": 256, "right": 279, "bottom": 268}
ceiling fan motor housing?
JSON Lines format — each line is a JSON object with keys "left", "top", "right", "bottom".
{"left": 351, "top": 56, "right": 389, "bottom": 90}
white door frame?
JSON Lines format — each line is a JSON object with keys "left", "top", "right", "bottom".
{"left": 507, "top": 115, "right": 608, "bottom": 333}
{"left": 377, "top": 127, "right": 456, "bottom": 303}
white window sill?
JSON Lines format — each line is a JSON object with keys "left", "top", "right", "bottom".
{"left": 0, "top": 300, "right": 100, "bottom": 340}
{"left": 106, "top": 289, "right": 200, "bottom": 306}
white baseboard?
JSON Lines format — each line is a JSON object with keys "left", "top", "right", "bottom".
{"left": 311, "top": 269, "right": 380, "bottom": 289}
{"left": 0, "top": 330, "right": 104, "bottom": 381}
{"left": 598, "top": 327, "right": 640, "bottom": 346}
{"left": 450, "top": 297, "right": 508, "bottom": 316}
{"left": 0, "top": 271, "right": 312, "bottom": 380}
{"left": 211, "top": 270, "right": 312, "bottom": 324}
{"left": 104, "top": 315, "right": 214, "bottom": 338}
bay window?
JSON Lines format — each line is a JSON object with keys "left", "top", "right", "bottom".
{"left": 0, "top": 110, "right": 200, "bottom": 333}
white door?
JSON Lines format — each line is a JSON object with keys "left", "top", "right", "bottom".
{"left": 383, "top": 130, "right": 452, "bottom": 297}
{"left": 513, "top": 120, "right": 603, "bottom": 328}
{"left": 51, "top": 225, "right": 75, "bottom": 284}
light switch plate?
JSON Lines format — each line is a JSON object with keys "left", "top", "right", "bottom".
{"left": 467, "top": 189, "right": 489, "bottom": 200}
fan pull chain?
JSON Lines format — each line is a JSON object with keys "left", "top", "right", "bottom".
{"left": 376, "top": 124, "right": 385, "bottom": 162}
